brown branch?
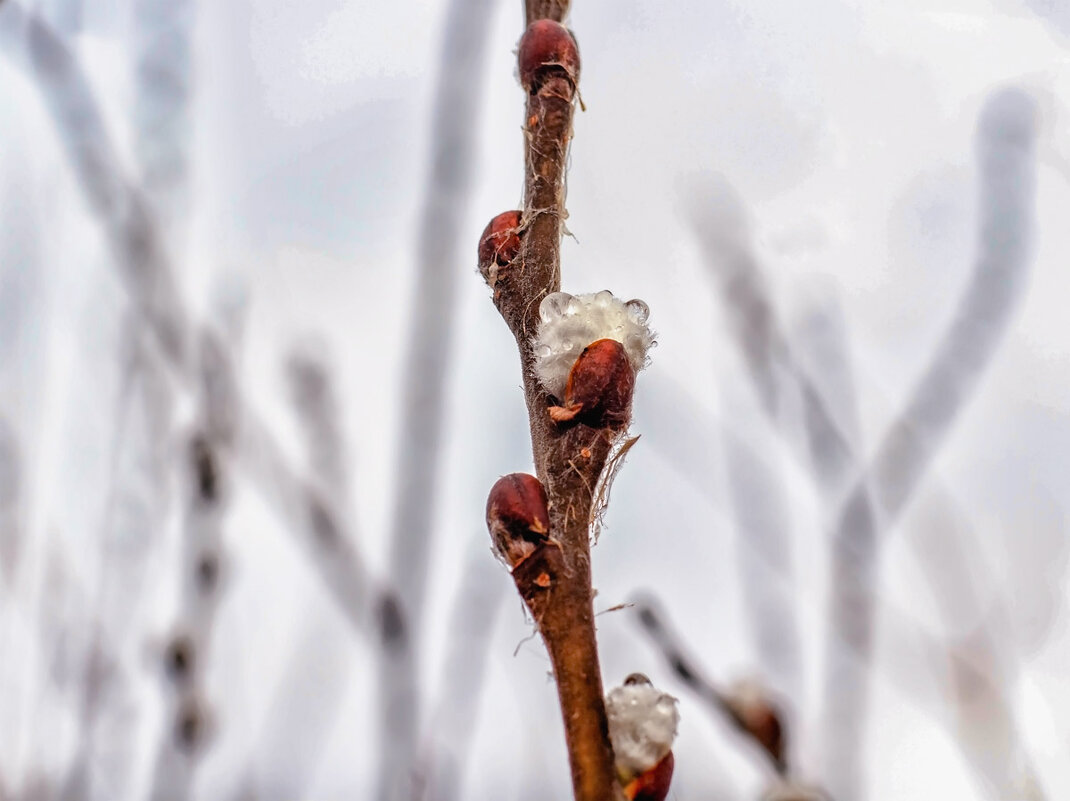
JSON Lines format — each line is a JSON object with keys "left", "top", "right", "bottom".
{"left": 481, "top": 13, "right": 622, "bottom": 801}
{"left": 512, "top": 543, "right": 618, "bottom": 801}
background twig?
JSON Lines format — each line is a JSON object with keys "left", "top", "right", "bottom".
{"left": 377, "top": 0, "right": 499, "bottom": 796}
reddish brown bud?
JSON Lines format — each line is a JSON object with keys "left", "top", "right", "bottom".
{"left": 623, "top": 751, "right": 674, "bottom": 801}
{"left": 548, "top": 338, "right": 635, "bottom": 428}
{"left": 478, "top": 210, "right": 523, "bottom": 286}
{"left": 486, "top": 473, "right": 550, "bottom": 567}
{"left": 518, "top": 19, "right": 580, "bottom": 95}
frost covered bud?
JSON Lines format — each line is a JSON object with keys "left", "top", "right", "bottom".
{"left": 486, "top": 473, "right": 550, "bottom": 567}
{"left": 606, "top": 675, "right": 679, "bottom": 790}
{"left": 535, "top": 290, "right": 653, "bottom": 426}
{"left": 478, "top": 210, "right": 523, "bottom": 288}
{"left": 518, "top": 19, "right": 580, "bottom": 95}
{"left": 549, "top": 338, "right": 635, "bottom": 428}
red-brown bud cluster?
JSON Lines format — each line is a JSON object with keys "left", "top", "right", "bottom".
{"left": 478, "top": 210, "right": 523, "bottom": 286}
{"left": 486, "top": 473, "right": 551, "bottom": 567}
{"left": 623, "top": 752, "right": 674, "bottom": 801}
{"left": 518, "top": 19, "right": 580, "bottom": 95}
{"left": 548, "top": 338, "right": 635, "bottom": 428}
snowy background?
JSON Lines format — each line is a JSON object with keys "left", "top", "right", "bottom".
{"left": 1, "top": 0, "right": 1069, "bottom": 799}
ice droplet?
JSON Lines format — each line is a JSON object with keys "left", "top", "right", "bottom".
{"left": 655, "top": 695, "right": 676, "bottom": 716}
{"left": 540, "top": 292, "right": 574, "bottom": 322}
{"left": 626, "top": 298, "right": 650, "bottom": 324}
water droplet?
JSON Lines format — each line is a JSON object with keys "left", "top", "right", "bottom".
{"left": 594, "top": 289, "right": 615, "bottom": 306}
{"left": 626, "top": 299, "right": 649, "bottom": 324}
{"left": 536, "top": 344, "right": 552, "bottom": 359}
{"left": 540, "top": 292, "right": 574, "bottom": 322}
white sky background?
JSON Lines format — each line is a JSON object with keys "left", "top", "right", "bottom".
{"left": 1, "top": 0, "right": 1070, "bottom": 799}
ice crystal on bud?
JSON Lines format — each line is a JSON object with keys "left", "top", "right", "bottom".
{"left": 534, "top": 290, "right": 654, "bottom": 399}
{"left": 606, "top": 679, "right": 679, "bottom": 778}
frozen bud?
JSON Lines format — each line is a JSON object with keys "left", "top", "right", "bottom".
{"left": 486, "top": 473, "right": 550, "bottom": 567}
{"left": 726, "top": 680, "right": 785, "bottom": 772}
{"left": 534, "top": 290, "right": 654, "bottom": 400}
{"left": 548, "top": 338, "right": 635, "bottom": 428}
{"left": 518, "top": 19, "right": 580, "bottom": 95}
{"left": 478, "top": 210, "right": 523, "bottom": 287}
{"left": 606, "top": 677, "right": 679, "bottom": 784}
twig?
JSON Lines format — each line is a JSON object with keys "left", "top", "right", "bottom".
{"left": 0, "top": 417, "right": 19, "bottom": 585}
{"left": 822, "top": 87, "right": 1037, "bottom": 800}
{"left": 689, "top": 95, "right": 1037, "bottom": 793}
{"left": 631, "top": 596, "right": 786, "bottom": 776}
{"left": 238, "top": 407, "right": 382, "bottom": 637}
{"left": 53, "top": 318, "right": 159, "bottom": 801}
{"left": 417, "top": 548, "right": 508, "bottom": 801}
{"left": 0, "top": 0, "right": 191, "bottom": 373}
{"left": 481, "top": 6, "right": 622, "bottom": 800}
{"left": 228, "top": 620, "right": 351, "bottom": 801}
{"left": 377, "top": 0, "right": 499, "bottom": 796}
{"left": 226, "top": 348, "right": 362, "bottom": 801}
{"left": 149, "top": 333, "right": 235, "bottom": 801}
{"left": 907, "top": 496, "right": 1045, "bottom": 799}
{"left": 0, "top": 1, "right": 386, "bottom": 651}
{"left": 789, "top": 290, "right": 874, "bottom": 797}
{"left": 639, "top": 375, "right": 1040, "bottom": 792}
{"left": 286, "top": 343, "right": 352, "bottom": 504}
{"left": 720, "top": 394, "right": 802, "bottom": 706}
{"left": 132, "top": 0, "right": 194, "bottom": 219}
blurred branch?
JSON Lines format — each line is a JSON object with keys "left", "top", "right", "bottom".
{"left": 0, "top": 0, "right": 387, "bottom": 649}
{"left": 907, "top": 495, "right": 1044, "bottom": 799}
{"left": 56, "top": 317, "right": 172, "bottom": 801}
{"left": 229, "top": 621, "right": 350, "bottom": 801}
{"left": 220, "top": 344, "right": 363, "bottom": 801}
{"left": 822, "top": 87, "right": 1037, "bottom": 800}
{"left": 132, "top": 0, "right": 194, "bottom": 219}
{"left": 378, "top": 0, "right": 499, "bottom": 797}
{"left": 688, "top": 87, "right": 1037, "bottom": 797}
{"left": 631, "top": 595, "right": 787, "bottom": 777}
{"left": 720, "top": 395, "right": 802, "bottom": 706}
{"left": 0, "top": 417, "right": 20, "bottom": 585}
{"left": 417, "top": 550, "right": 507, "bottom": 801}
{"left": 0, "top": 0, "right": 191, "bottom": 371}
{"left": 642, "top": 369, "right": 1042, "bottom": 796}
{"left": 149, "top": 333, "right": 237, "bottom": 801}
{"left": 239, "top": 408, "right": 382, "bottom": 637}
{"left": 286, "top": 343, "right": 352, "bottom": 505}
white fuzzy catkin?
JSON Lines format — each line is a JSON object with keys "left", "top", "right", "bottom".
{"left": 605, "top": 681, "right": 679, "bottom": 777}
{"left": 533, "top": 290, "right": 655, "bottom": 399}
